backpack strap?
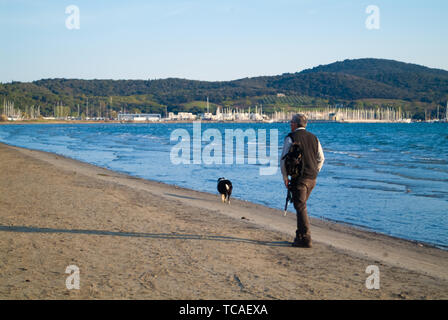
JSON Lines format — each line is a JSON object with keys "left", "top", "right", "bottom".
{"left": 282, "top": 133, "right": 294, "bottom": 161}
{"left": 287, "top": 132, "right": 295, "bottom": 142}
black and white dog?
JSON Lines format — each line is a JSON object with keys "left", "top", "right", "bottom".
{"left": 217, "top": 178, "right": 232, "bottom": 204}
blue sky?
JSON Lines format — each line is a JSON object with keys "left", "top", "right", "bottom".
{"left": 0, "top": 0, "right": 447, "bottom": 82}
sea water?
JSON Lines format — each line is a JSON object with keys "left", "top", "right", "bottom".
{"left": 0, "top": 122, "right": 447, "bottom": 249}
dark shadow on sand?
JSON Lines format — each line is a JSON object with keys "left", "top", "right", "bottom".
{"left": 0, "top": 225, "right": 291, "bottom": 247}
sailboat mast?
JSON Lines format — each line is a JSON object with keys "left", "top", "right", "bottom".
{"left": 446, "top": 100, "right": 448, "bottom": 121}
{"left": 207, "top": 96, "right": 209, "bottom": 114}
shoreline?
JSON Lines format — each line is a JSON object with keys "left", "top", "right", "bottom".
{"left": 0, "top": 142, "right": 447, "bottom": 299}
{"left": 0, "top": 139, "right": 446, "bottom": 252}
{"left": 0, "top": 119, "right": 422, "bottom": 125}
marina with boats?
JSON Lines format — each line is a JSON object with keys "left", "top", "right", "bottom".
{"left": 2, "top": 97, "right": 447, "bottom": 124}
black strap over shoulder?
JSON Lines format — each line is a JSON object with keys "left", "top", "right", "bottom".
{"left": 287, "top": 132, "right": 295, "bottom": 142}
{"left": 281, "top": 133, "right": 295, "bottom": 161}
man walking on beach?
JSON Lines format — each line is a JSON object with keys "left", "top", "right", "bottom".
{"left": 281, "top": 114, "right": 324, "bottom": 248}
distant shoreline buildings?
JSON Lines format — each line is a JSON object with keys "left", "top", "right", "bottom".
{"left": 2, "top": 98, "right": 448, "bottom": 124}
{"left": 115, "top": 105, "right": 424, "bottom": 123}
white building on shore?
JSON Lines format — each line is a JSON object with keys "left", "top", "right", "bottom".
{"left": 167, "top": 112, "right": 197, "bottom": 120}
{"left": 118, "top": 113, "right": 161, "bottom": 122}
{"left": 201, "top": 104, "right": 268, "bottom": 121}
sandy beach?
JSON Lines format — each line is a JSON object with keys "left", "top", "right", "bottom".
{"left": 0, "top": 142, "right": 447, "bottom": 299}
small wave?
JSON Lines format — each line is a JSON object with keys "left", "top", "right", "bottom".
{"left": 374, "top": 169, "right": 448, "bottom": 183}
{"left": 332, "top": 176, "right": 414, "bottom": 189}
{"left": 413, "top": 193, "right": 448, "bottom": 200}
{"left": 327, "top": 150, "right": 362, "bottom": 158}
{"left": 328, "top": 162, "right": 346, "bottom": 167}
{"left": 342, "top": 184, "right": 403, "bottom": 193}
{"left": 431, "top": 167, "right": 448, "bottom": 174}
{"left": 411, "top": 156, "right": 448, "bottom": 165}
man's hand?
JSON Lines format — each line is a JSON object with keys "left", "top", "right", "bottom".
{"left": 284, "top": 177, "right": 290, "bottom": 189}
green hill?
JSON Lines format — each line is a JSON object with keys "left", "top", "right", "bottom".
{"left": 1, "top": 58, "right": 447, "bottom": 119}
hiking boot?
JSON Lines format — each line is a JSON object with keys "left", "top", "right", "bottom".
{"left": 291, "top": 240, "right": 312, "bottom": 248}
{"left": 291, "top": 235, "right": 312, "bottom": 248}
{"left": 302, "top": 235, "right": 312, "bottom": 248}
{"left": 291, "top": 234, "right": 302, "bottom": 247}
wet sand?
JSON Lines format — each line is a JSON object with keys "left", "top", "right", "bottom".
{"left": 0, "top": 142, "right": 447, "bottom": 299}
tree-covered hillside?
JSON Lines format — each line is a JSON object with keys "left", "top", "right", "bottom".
{"left": 300, "top": 58, "right": 448, "bottom": 102}
{"left": 1, "top": 58, "right": 447, "bottom": 119}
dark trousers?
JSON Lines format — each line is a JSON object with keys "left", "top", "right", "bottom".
{"left": 291, "top": 178, "right": 316, "bottom": 241}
